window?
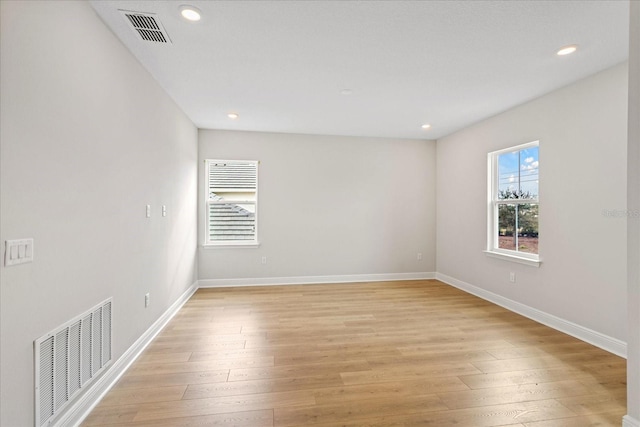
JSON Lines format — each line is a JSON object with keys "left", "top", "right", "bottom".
{"left": 205, "top": 160, "right": 258, "bottom": 246}
{"left": 487, "top": 141, "right": 539, "bottom": 266}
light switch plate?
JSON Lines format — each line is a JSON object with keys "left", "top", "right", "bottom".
{"left": 5, "top": 239, "right": 34, "bottom": 266}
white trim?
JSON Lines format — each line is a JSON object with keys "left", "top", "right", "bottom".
{"left": 623, "top": 415, "right": 640, "bottom": 427}
{"left": 484, "top": 250, "right": 541, "bottom": 267}
{"left": 201, "top": 242, "right": 261, "bottom": 249}
{"left": 435, "top": 272, "right": 627, "bottom": 358}
{"left": 198, "top": 272, "right": 436, "bottom": 288}
{"left": 54, "top": 282, "right": 198, "bottom": 427}
{"left": 489, "top": 140, "right": 540, "bottom": 157}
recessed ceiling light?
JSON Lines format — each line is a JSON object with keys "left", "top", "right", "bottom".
{"left": 556, "top": 45, "right": 578, "bottom": 56}
{"left": 179, "top": 5, "right": 201, "bottom": 21}
{"left": 340, "top": 89, "right": 352, "bottom": 96}
{"left": 227, "top": 113, "right": 239, "bottom": 119}
{"left": 421, "top": 124, "right": 431, "bottom": 129}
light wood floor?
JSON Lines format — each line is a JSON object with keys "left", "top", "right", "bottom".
{"left": 82, "top": 280, "right": 627, "bottom": 426}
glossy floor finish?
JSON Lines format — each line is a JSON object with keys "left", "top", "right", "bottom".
{"left": 82, "top": 280, "right": 627, "bottom": 426}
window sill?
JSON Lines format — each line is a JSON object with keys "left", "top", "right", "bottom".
{"left": 202, "top": 242, "right": 261, "bottom": 249}
{"left": 484, "top": 250, "right": 541, "bottom": 267}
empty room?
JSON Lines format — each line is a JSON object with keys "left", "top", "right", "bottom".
{"left": 1, "top": 1, "right": 639, "bottom": 427}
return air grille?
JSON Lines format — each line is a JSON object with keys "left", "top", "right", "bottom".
{"left": 119, "top": 10, "right": 171, "bottom": 43}
{"left": 34, "top": 299, "right": 112, "bottom": 427}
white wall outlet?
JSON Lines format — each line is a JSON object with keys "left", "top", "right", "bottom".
{"left": 261, "top": 256, "right": 267, "bottom": 264}
{"left": 162, "top": 205, "right": 167, "bottom": 217}
{"left": 145, "top": 204, "right": 151, "bottom": 218}
{"left": 145, "top": 293, "right": 150, "bottom": 307}
{"left": 509, "top": 272, "right": 516, "bottom": 283}
{"left": 417, "top": 252, "right": 423, "bottom": 260}
{"left": 4, "top": 239, "right": 34, "bottom": 266}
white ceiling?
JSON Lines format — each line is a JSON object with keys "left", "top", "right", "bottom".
{"left": 90, "top": 0, "right": 630, "bottom": 140}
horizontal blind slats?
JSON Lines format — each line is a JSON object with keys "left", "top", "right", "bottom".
{"left": 206, "top": 160, "right": 257, "bottom": 243}
{"left": 208, "top": 162, "right": 257, "bottom": 190}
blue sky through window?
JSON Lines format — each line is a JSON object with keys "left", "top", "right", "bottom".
{"left": 498, "top": 146, "right": 539, "bottom": 198}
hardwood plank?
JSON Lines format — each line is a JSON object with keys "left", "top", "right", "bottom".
{"left": 458, "top": 367, "right": 591, "bottom": 390}
{"left": 146, "top": 340, "right": 246, "bottom": 353}
{"left": 98, "top": 386, "right": 187, "bottom": 407}
{"left": 523, "top": 412, "right": 623, "bottom": 426}
{"left": 554, "top": 391, "right": 627, "bottom": 416}
{"left": 273, "top": 348, "right": 403, "bottom": 366}
{"left": 469, "top": 352, "right": 614, "bottom": 374}
{"left": 437, "top": 379, "right": 592, "bottom": 409}
{"left": 152, "top": 331, "right": 266, "bottom": 344}
{"left": 274, "top": 394, "right": 448, "bottom": 426}
{"left": 113, "top": 369, "right": 229, "bottom": 389}
{"left": 135, "top": 351, "right": 192, "bottom": 364}
{"left": 362, "top": 400, "right": 577, "bottom": 426}
{"left": 365, "top": 350, "right": 497, "bottom": 368}
{"left": 127, "top": 356, "right": 274, "bottom": 376}
{"left": 189, "top": 348, "right": 274, "bottom": 361}
{"left": 486, "top": 342, "right": 608, "bottom": 360}
{"left": 229, "top": 360, "right": 371, "bottom": 382}
{"left": 121, "top": 410, "right": 274, "bottom": 427}
{"left": 313, "top": 378, "right": 469, "bottom": 405}
{"left": 340, "top": 362, "right": 482, "bottom": 386}
{"left": 397, "top": 339, "right": 516, "bottom": 355}
{"left": 183, "top": 374, "right": 345, "bottom": 400}
{"left": 82, "top": 406, "right": 138, "bottom": 426}
{"left": 131, "top": 390, "right": 315, "bottom": 422}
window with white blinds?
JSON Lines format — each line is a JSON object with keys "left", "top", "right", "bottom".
{"left": 205, "top": 160, "right": 258, "bottom": 245}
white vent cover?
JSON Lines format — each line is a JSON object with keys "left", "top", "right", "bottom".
{"left": 119, "top": 10, "right": 172, "bottom": 44}
{"left": 34, "top": 299, "right": 112, "bottom": 427}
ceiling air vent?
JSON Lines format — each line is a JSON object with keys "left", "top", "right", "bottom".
{"left": 119, "top": 10, "right": 172, "bottom": 44}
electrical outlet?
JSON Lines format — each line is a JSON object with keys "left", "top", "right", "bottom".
{"left": 145, "top": 204, "right": 151, "bottom": 218}
{"left": 261, "top": 256, "right": 267, "bottom": 264}
{"left": 509, "top": 272, "right": 516, "bottom": 283}
{"left": 145, "top": 293, "right": 150, "bottom": 307}
{"left": 417, "top": 252, "right": 422, "bottom": 260}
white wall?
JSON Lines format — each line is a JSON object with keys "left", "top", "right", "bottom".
{"left": 199, "top": 130, "right": 436, "bottom": 283}
{"left": 0, "top": 2, "right": 198, "bottom": 426}
{"left": 626, "top": 1, "right": 640, "bottom": 424}
{"left": 437, "top": 63, "right": 628, "bottom": 344}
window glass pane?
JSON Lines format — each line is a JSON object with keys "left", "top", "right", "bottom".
{"left": 517, "top": 203, "right": 538, "bottom": 254}
{"left": 498, "top": 151, "right": 519, "bottom": 199}
{"left": 519, "top": 146, "right": 539, "bottom": 198}
{"left": 497, "top": 146, "right": 539, "bottom": 199}
{"left": 498, "top": 204, "right": 517, "bottom": 250}
{"left": 497, "top": 203, "right": 539, "bottom": 254}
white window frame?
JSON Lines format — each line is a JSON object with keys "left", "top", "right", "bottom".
{"left": 485, "top": 141, "right": 541, "bottom": 267}
{"left": 204, "top": 159, "right": 259, "bottom": 248}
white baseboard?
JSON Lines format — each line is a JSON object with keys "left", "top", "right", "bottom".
{"left": 624, "top": 415, "right": 640, "bottom": 427}
{"left": 198, "top": 272, "right": 436, "bottom": 288}
{"left": 435, "top": 273, "right": 627, "bottom": 358}
{"left": 56, "top": 281, "right": 199, "bottom": 427}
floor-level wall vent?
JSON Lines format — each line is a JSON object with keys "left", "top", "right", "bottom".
{"left": 34, "top": 298, "right": 112, "bottom": 427}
